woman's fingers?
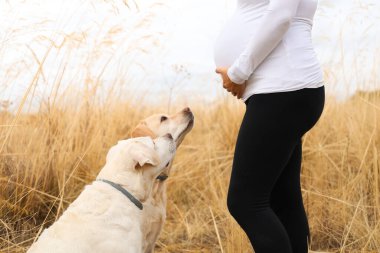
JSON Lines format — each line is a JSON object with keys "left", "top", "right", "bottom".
{"left": 230, "top": 85, "right": 238, "bottom": 97}
{"left": 215, "top": 67, "right": 227, "bottom": 75}
{"left": 232, "top": 83, "right": 246, "bottom": 99}
{"left": 216, "top": 66, "right": 245, "bottom": 98}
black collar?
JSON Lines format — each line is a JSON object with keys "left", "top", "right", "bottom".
{"left": 96, "top": 179, "right": 143, "bottom": 210}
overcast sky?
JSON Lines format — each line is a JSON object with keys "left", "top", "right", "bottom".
{"left": 0, "top": 0, "right": 379, "bottom": 112}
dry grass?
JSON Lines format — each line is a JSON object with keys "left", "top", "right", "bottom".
{"left": 0, "top": 90, "right": 379, "bottom": 253}
{"left": 0, "top": 1, "right": 379, "bottom": 252}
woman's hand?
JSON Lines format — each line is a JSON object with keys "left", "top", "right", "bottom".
{"left": 215, "top": 67, "right": 246, "bottom": 99}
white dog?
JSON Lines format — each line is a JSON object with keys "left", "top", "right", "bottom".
{"left": 130, "top": 107, "right": 194, "bottom": 253}
{"left": 27, "top": 135, "right": 176, "bottom": 253}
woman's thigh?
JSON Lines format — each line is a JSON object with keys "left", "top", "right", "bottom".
{"left": 229, "top": 86, "right": 325, "bottom": 201}
{"left": 230, "top": 96, "right": 299, "bottom": 202}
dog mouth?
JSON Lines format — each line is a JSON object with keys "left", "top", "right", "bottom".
{"left": 175, "top": 115, "right": 194, "bottom": 145}
{"left": 156, "top": 112, "right": 194, "bottom": 182}
{"left": 156, "top": 115, "right": 194, "bottom": 182}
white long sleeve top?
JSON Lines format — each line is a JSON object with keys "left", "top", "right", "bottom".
{"left": 214, "top": 0, "right": 324, "bottom": 102}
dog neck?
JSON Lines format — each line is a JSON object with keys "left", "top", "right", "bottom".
{"left": 96, "top": 178, "right": 143, "bottom": 210}
{"left": 96, "top": 165, "right": 152, "bottom": 203}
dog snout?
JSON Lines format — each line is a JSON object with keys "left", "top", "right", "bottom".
{"left": 182, "top": 107, "right": 192, "bottom": 114}
{"left": 163, "top": 133, "right": 173, "bottom": 140}
{"left": 182, "top": 107, "right": 194, "bottom": 120}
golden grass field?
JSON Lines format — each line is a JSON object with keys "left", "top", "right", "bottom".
{"left": 1, "top": 1, "right": 379, "bottom": 252}
{"left": 0, "top": 90, "right": 379, "bottom": 253}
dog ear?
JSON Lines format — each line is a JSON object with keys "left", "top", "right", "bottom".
{"left": 130, "top": 122, "right": 156, "bottom": 138}
{"left": 130, "top": 122, "right": 156, "bottom": 139}
{"left": 130, "top": 139, "right": 160, "bottom": 169}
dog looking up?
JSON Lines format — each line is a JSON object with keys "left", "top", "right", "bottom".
{"left": 130, "top": 107, "right": 194, "bottom": 253}
{"left": 27, "top": 135, "right": 176, "bottom": 253}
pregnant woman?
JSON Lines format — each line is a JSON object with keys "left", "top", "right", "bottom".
{"left": 214, "top": 0, "right": 325, "bottom": 253}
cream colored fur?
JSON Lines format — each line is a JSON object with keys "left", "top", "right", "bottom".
{"left": 130, "top": 107, "right": 194, "bottom": 253}
{"left": 27, "top": 136, "right": 176, "bottom": 253}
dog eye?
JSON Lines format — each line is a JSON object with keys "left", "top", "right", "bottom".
{"left": 165, "top": 162, "right": 170, "bottom": 167}
{"left": 160, "top": 116, "right": 168, "bottom": 122}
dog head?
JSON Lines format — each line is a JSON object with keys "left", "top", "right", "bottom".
{"left": 129, "top": 107, "right": 194, "bottom": 181}
{"left": 101, "top": 135, "right": 176, "bottom": 188}
{"left": 130, "top": 107, "right": 194, "bottom": 148}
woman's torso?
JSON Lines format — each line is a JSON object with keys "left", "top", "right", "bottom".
{"left": 214, "top": 0, "right": 324, "bottom": 101}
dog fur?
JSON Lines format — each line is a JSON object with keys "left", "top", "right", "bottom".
{"left": 27, "top": 136, "right": 176, "bottom": 253}
{"left": 130, "top": 107, "right": 194, "bottom": 253}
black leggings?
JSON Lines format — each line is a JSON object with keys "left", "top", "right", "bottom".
{"left": 227, "top": 86, "right": 325, "bottom": 253}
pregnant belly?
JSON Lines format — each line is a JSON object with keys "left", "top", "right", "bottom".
{"left": 213, "top": 12, "right": 258, "bottom": 67}
{"left": 214, "top": 14, "right": 319, "bottom": 80}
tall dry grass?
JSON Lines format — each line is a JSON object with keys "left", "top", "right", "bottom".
{"left": 0, "top": 90, "right": 379, "bottom": 253}
{"left": 1, "top": 1, "right": 380, "bottom": 252}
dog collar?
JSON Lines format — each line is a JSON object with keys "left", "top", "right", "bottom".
{"left": 96, "top": 179, "right": 143, "bottom": 210}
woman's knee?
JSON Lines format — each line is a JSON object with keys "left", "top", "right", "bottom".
{"left": 226, "top": 180, "right": 251, "bottom": 219}
{"left": 227, "top": 185, "right": 270, "bottom": 219}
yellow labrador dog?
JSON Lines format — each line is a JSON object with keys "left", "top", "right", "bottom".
{"left": 27, "top": 135, "right": 176, "bottom": 253}
{"left": 130, "top": 107, "right": 194, "bottom": 253}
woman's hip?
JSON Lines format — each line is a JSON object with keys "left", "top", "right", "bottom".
{"left": 243, "top": 86, "right": 325, "bottom": 138}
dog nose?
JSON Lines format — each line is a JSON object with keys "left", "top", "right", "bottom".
{"left": 163, "top": 133, "right": 173, "bottom": 140}
{"left": 182, "top": 107, "right": 191, "bottom": 113}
